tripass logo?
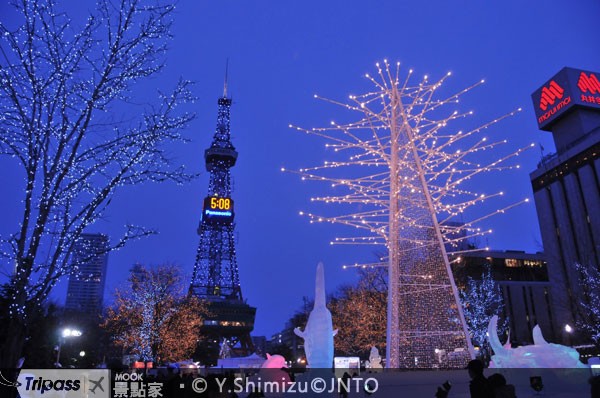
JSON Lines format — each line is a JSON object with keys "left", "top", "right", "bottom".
{"left": 539, "top": 80, "right": 564, "bottom": 111}
{"left": 15, "top": 369, "right": 109, "bottom": 398}
{"left": 578, "top": 72, "right": 600, "bottom": 95}
{"left": 21, "top": 375, "right": 81, "bottom": 394}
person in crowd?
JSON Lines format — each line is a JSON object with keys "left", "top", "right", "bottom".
{"left": 466, "top": 359, "right": 493, "bottom": 398}
{"left": 435, "top": 380, "right": 452, "bottom": 398}
{"left": 488, "top": 373, "right": 516, "bottom": 398}
{"left": 590, "top": 375, "right": 600, "bottom": 398}
{"left": 339, "top": 372, "right": 351, "bottom": 398}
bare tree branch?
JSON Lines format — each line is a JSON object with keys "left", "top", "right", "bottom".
{"left": 0, "top": 0, "right": 196, "bottom": 366}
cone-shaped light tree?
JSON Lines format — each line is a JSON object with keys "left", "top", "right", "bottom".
{"left": 286, "top": 60, "right": 532, "bottom": 368}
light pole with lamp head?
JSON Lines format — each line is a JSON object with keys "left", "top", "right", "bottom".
{"left": 55, "top": 328, "right": 82, "bottom": 367}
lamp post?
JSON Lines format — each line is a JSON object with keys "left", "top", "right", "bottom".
{"left": 55, "top": 328, "right": 82, "bottom": 367}
{"left": 564, "top": 324, "right": 574, "bottom": 346}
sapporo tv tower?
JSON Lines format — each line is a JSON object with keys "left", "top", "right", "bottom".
{"left": 189, "top": 71, "right": 256, "bottom": 358}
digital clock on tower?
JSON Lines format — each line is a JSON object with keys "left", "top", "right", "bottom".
{"left": 202, "top": 196, "right": 235, "bottom": 224}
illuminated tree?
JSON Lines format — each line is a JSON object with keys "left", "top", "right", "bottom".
{"left": 286, "top": 60, "right": 532, "bottom": 368}
{"left": 573, "top": 263, "right": 600, "bottom": 350}
{"left": 0, "top": 0, "right": 195, "bottom": 367}
{"left": 459, "top": 264, "right": 508, "bottom": 359}
{"left": 102, "top": 264, "right": 208, "bottom": 363}
{"left": 330, "top": 267, "right": 387, "bottom": 357}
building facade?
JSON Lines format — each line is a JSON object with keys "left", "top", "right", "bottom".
{"left": 269, "top": 322, "right": 304, "bottom": 366}
{"left": 65, "top": 233, "right": 110, "bottom": 315}
{"left": 451, "top": 250, "right": 556, "bottom": 346}
{"left": 529, "top": 67, "right": 600, "bottom": 343}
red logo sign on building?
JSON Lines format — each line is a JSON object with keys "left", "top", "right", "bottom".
{"left": 532, "top": 67, "right": 600, "bottom": 131}
{"left": 539, "top": 81, "right": 564, "bottom": 111}
{"left": 578, "top": 72, "right": 600, "bottom": 95}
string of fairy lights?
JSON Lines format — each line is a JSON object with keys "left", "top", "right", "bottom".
{"left": 285, "top": 63, "right": 532, "bottom": 257}
{"left": 284, "top": 60, "right": 533, "bottom": 368}
{"left": 0, "top": 0, "right": 194, "bottom": 322}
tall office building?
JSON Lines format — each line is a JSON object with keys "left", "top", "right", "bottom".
{"left": 65, "top": 233, "right": 110, "bottom": 315}
{"left": 529, "top": 67, "right": 600, "bottom": 342}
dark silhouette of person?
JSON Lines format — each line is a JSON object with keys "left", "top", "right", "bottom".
{"left": 488, "top": 373, "right": 516, "bottom": 398}
{"left": 466, "top": 359, "right": 493, "bottom": 398}
{"left": 590, "top": 375, "right": 600, "bottom": 398}
{"left": 435, "top": 380, "right": 452, "bottom": 398}
{"left": 339, "top": 372, "right": 351, "bottom": 398}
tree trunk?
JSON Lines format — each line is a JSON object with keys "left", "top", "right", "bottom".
{"left": 0, "top": 317, "right": 26, "bottom": 368}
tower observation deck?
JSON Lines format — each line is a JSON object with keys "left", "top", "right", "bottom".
{"left": 190, "top": 83, "right": 256, "bottom": 361}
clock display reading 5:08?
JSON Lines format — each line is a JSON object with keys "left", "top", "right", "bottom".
{"left": 210, "top": 197, "right": 232, "bottom": 210}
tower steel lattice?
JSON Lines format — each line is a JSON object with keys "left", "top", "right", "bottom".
{"left": 190, "top": 83, "right": 255, "bottom": 358}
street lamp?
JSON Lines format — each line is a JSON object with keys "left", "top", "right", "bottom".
{"left": 62, "top": 328, "right": 82, "bottom": 338}
{"left": 563, "top": 324, "right": 574, "bottom": 347}
{"left": 55, "top": 328, "right": 82, "bottom": 366}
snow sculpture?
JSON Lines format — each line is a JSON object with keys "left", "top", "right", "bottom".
{"left": 294, "top": 263, "right": 338, "bottom": 368}
{"left": 261, "top": 353, "right": 287, "bottom": 369}
{"left": 487, "top": 315, "right": 586, "bottom": 368}
{"left": 368, "top": 346, "right": 383, "bottom": 369}
{"left": 255, "top": 354, "right": 289, "bottom": 396}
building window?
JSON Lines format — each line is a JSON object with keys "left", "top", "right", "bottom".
{"left": 505, "top": 258, "right": 520, "bottom": 268}
{"left": 523, "top": 260, "right": 543, "bottom": 267}
{"left": 220, "top": 321, "right": 244, "bottom": 327}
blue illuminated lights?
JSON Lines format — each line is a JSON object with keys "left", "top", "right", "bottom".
{"left": 205, "top": 210, "right": 233, "bottom": 217}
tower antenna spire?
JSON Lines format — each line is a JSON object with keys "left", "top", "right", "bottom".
{"left": 223, "top": 59, "right": 229, "bottom": 98}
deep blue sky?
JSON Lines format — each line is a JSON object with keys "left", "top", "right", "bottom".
{"left": 1, "top": 1, "right": 600, "bottom": 338}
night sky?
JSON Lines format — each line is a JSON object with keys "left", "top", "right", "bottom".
{"left": 1, "top": 1, "right": 600, "bottom": 339}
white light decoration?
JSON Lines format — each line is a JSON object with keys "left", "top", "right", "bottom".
{"left": 572, "top": 262, "right": 600, "bottom": 347}
{"left": 0, "top": 0, "right": 195, "bottom": 368}
{"left": 287, "top": 60, "right": 532, "bottom": 368}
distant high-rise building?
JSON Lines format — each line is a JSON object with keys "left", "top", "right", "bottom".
{"left": 530, "top": 67, "right": 600, "bottom": 343}
{"left": 65, "top": 233, "right": 110, "bottom": 315}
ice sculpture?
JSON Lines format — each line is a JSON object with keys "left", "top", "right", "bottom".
{"left": 294, "top": 263, "right": 338, "bottom": 368}
{"left": 368, "top": 346, "right": 383, "bottom": 369}
{"left": 487, "top": 315, "right": 586, "bottom": 368}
